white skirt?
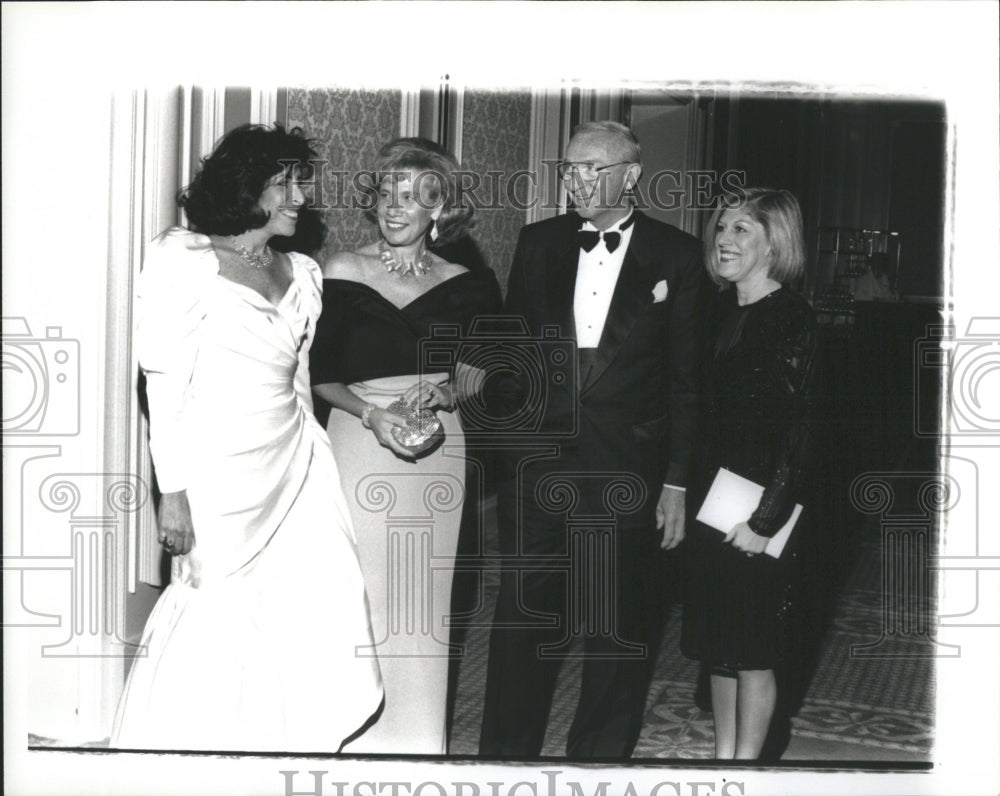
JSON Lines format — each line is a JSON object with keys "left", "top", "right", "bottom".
{"left": 111, "top": 428, "right": 383, "bottom": 753}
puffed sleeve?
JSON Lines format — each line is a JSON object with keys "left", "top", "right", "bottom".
{"left": 292, "top": 252, "right": 323, "bottom": 415}
{"left": 135, "top": 228, "right": 218, "bottom": 493}
{"left": 747, "top": 301, "right": 818, "bottom": 537}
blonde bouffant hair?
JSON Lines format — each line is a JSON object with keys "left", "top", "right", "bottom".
{"left": 368, "top": 137, "right": 475, "bottom": 247}
{"left": 703, "top": 187, "right": 805, "bottom": 288}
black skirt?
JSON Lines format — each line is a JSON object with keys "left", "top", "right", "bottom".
{"left": 680, "top": 517, "right": 796, "bottom": 671}
{"left": 679, "top": 286, "right": 816, "bottom": 672}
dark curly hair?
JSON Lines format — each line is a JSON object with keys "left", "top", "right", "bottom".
{"left": 179, "top": 123, "right": 323, "bottom": 238}
{"left": 365, "top": 137, "right": 475, "bottom": 248}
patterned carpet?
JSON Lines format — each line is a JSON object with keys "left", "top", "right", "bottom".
{"left": 29, "top": 508, "right": 936, "bottom": 762}
{"left": 449, "top": 513, "right": 936, "bottom": 761}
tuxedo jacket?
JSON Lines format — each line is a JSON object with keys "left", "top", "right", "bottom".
{"left": 499, "top": 210, "right": 705, "bottom": 496}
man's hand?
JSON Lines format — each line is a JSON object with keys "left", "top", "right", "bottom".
{"left": 158, "top": 490, "right": 196, "bottom": 555}
{"left": 656, "top": 487, "right": 685, "bottom": 550}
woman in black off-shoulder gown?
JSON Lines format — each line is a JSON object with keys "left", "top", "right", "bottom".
{"left": 311, "top": 137, "right": 500, "bottom": 754}
{"left": 681, "top": 188, "right": 817, "bottom": 760}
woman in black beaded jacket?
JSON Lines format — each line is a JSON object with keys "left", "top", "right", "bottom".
{"left": 681, "top": 188, "right": 818, "bottom": 760}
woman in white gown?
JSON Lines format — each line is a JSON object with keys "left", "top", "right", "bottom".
{"left": 112, "top": 124, "right": 382, "bottom": 753}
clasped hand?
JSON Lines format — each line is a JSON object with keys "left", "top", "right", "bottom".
{"left": 367, "top": 381, "right": 453, "bottom": 459}
{"left": 367, "top": 405, "right": 416, "bottom": 459}
{"left": 724, "top": 521, "right": 768, "bottom": 555}
{"left": 402, "top": 380, "right": 454, "bottom": 412}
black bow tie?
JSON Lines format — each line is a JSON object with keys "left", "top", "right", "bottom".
{"left": 576, "top": 215, "right": 635, "bottom": 254}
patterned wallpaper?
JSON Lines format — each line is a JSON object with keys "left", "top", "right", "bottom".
{"left": 460, "top": 90, "right": 532, "bottom": 293}
{"left": 286, "top": 87, "right": 401, "bottom": 265}
{"left": 286, "top": 86, "right": 531, "bottom": 290}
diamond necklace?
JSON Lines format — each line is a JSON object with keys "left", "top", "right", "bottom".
{"left": 380, "top": 239, "right": 433, "bottom": 278}
{"left": 229, "top": 236, "right": 274, "bottom": 269}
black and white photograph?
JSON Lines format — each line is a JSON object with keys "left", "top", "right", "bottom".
{"left": 3, "top": 3, "right": 998, "bottom": 795}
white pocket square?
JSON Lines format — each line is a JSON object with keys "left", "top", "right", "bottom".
{"left": 651, "top": 280, "right": 668, "bottom": 303}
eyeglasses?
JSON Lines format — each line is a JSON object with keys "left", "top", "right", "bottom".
{"left": 557, "top": 160, "right": 633, "bottom": 180}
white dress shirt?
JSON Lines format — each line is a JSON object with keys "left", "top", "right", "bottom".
{"left": 571, "top": 214, "right": 685, "bottom": 495}
{"left": 573, "top": 212, "right": 636, "bottom": 348}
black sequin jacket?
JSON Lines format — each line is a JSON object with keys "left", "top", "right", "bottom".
{"left": 692, "top": 286, "right": 818, "bottom": 538}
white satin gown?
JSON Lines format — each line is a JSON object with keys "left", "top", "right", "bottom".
{"left": 111, "top": 228, "right": 382, "bottom": 753}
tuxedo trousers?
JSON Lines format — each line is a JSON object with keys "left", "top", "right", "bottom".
{"left": 480, "top": 447, "right": 668, "bottom": 759}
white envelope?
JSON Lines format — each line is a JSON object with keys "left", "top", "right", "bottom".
{"left": 696, "top": 467, "right": 802, "bottom": 559}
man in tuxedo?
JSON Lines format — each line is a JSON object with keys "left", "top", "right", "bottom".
{"left": 479, "top": 121, "right": 705, "bottom": 759}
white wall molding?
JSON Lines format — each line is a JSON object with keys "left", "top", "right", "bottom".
{"left": 578, "top": 87, "right": 628, "bottom": 126}
{"left": 416, "top": 78, "right": 464, "bottom": 159}
{"left": 448, "top": 81, "right": 464, "bottom": 164}
{"left": 106, "top": 89, "right": 144, "bottom": 605}
{"left": 190, "top": 86, "right": 226, "bottom": 173}
{"left": 527, "top": 88, "right": 571, "bottom": 224}
{"left": 400, "top": 89, "right": 421, "bottom": 138}
{"left": 108, "top": 88, "right": 187, "bottom": 597}
{"left": 250, "top": 86, "right": 279, "bottom": 126}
